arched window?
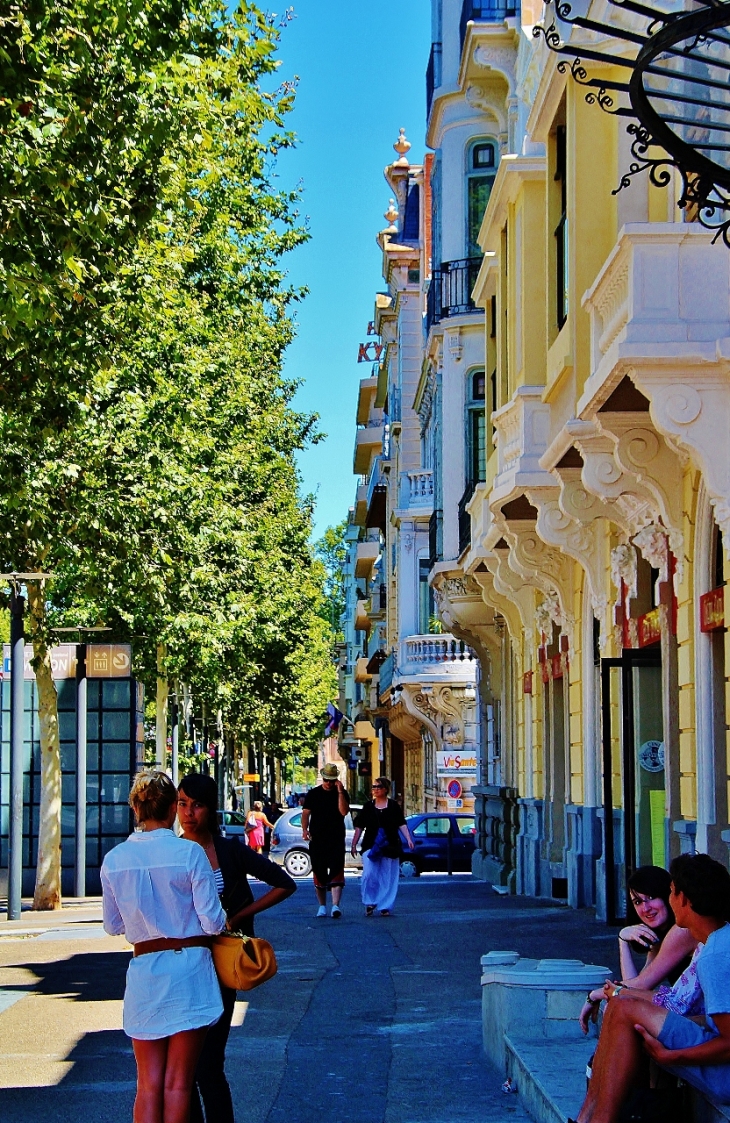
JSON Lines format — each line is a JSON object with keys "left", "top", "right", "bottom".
{"left": 466, "top": 369, "right": 486, "bottom": 487}
{"left": 467, "top": 140, "right": 497, "bottom": 258}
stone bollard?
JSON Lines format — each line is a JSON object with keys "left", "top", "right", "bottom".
{"left": 480, "top": 953, "right": 611, "bottom": 1072}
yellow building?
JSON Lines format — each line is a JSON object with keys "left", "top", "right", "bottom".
{"left": 432, "top": 1, "right": 730, "bottom": 916}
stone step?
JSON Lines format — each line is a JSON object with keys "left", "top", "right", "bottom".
{"left": 505, "top": 1034, "right": 730, "bottom": 1123}
{"left": 505, "top": 1035, "right": 591, "bottom": 1123}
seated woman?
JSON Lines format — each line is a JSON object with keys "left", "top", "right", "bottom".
{"left": 580, "top": 866, "right": 697, "bottom": 1034}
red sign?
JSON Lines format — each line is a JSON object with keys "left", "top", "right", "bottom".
{"left": 523, "top": 671, "right": 533, "bottom": 695}
{"left": 551, "top": 654, "right": 563, "bottom": 680}
{"left": 447, "top": 779, "right": 463, "bottom": 799}
{"left": 357, "top": 342, "right": 383, "bottom": 363}
{"left": 638, "top": 608, "right": 662, "bottom": 648}
{"left": 700, "top": 587, "right": 725, "bottom": 633}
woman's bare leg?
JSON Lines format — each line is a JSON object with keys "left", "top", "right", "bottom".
{"left": 163, "top": 1027, "right": 209, "bottom": 1123}
{"left": 576, "top": 997, "right": 667, "bottom": 1123}
{"left": 132, "top": 1038, "right": 168, "bottom": 1123}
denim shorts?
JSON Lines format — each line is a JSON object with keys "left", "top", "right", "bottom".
{"left": 658, "top": 1010, "right": 730, "bottom": 1104}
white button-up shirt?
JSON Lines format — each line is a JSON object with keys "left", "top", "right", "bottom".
{"left": 101, "top": 828, "right": 226, "bottom": 945}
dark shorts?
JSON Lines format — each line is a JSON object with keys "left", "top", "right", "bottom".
{"left": 309, "top": 838, "right": 345, "bottom": 890}
{"left": 658, "top": 1010, "right": 730, "bottom": 1104}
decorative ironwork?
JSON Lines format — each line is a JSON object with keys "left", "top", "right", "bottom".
{"left": 426, "top": 257, "right": 482, "bottom": 332}
{"left": 534, "top": 0, "right": 730, "bottom": 246}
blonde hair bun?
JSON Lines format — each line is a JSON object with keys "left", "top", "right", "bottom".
{"left": 129, "top": 770, "right": 177, "bottom": 823}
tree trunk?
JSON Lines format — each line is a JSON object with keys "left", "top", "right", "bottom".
{"left": 27, "top": 582, "right": 62, "bottom": 911}
{"left": 156, "top": 643, "right": 168, "bottom": 769}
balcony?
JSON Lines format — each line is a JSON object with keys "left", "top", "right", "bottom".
{"left": 426, "top": 257, "right": 482, "bottom": 333}
{"left": 366, "top": 457, "right": 388, "bottom": 532}
{"left": 402, "top": 469, "right": 434, "bottom": 510}
{"left": 353, "top": 422, "right": 385, "bottom": 475}
{"left": 356, "top": 377, "right": 378, "bottom": 426}
{"left": 354, "top": 599, "right": 371, "bottom": 634}
{"left": 354, "top": 657, "right": 372, "bottom": 684}
{"left": 426, "top": 41, "right": 442, "bottom": 118}
{"left": 355, "top": 539, "right": 380, "bottom": 580}
{"left": 397, "top": 634, "right": 477, "bottom": 682}
{"left": 460, "top": 0, "right": 517, "bottom": 50}
{"left": 353, "top": 482, "right": 368, "bottom": 527}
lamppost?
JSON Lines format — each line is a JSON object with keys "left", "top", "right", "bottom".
{"left": 52, "top": 626, "right": 111, "bottom": 899}
{"left": 0, "top": 573, "right": 51, "bottom": 922}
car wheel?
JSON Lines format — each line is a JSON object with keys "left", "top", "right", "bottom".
{"left": 284, "top": 849, "right": 312, "bottom": 878}
{"left": 399, "top": 858, "right": 420, "bottom": 878}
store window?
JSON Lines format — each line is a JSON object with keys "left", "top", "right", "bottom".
{"left": 467, "top": 141, "right": 497, "bottom": 258}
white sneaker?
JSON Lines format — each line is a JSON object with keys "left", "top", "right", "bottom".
{"left": 316, "top": 905, "right": 327, "bottom": 918}
{"left": 331, "top": 905, "right": 342, "bottom": 919}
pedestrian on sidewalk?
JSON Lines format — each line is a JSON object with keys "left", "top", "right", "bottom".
{"left": 351, "top": 778, "right": 414, "bottom": 917}
{"left": 101, "top": 770, "right": 226, "bottom": 1123}
{"left": 301, "top": 763, "right": 350, "bottom": 918}
{"left": 245, "top": 801, "right": 275, "bottom": 853}
{"left": 178, "top": 773, "right": 296, "bottom": 1123}
{"left": 570, "top": 854, "right": 730, "bottom": 1123}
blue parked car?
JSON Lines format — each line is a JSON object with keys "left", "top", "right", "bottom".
{"left": 400, "top": 813, "right": 476, "bottom": 876}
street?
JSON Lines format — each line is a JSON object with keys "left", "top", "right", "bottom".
{"left": 0, "top": 876, "right": 619, "bottom": 1123}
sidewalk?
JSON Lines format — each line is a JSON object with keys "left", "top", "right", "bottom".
{"left": 0, "top": 875, "right": 622, "bottom": 1123}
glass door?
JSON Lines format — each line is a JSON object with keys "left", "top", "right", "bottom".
{"left": 601, "top": 648, "right": 663, "bottom": 923}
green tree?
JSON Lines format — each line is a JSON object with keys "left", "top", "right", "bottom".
{"left": 315, "top": 520, "right": 349, "bottom": 642}
{"left": 0, "top": 0, "right": 319, "bottom": 908}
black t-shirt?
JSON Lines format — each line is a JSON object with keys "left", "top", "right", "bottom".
{"left": 354, "top": 799, "right": 406, "bottom": 853}
{"left": 303, "top": 784, "right": 350, "bottom": 841}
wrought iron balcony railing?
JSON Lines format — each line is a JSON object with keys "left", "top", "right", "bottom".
{"left": 460, "top": 0, "right": 518, "bottom": 50}
{"left": 458, "top": 480, "right": 477, "bottom": 556}
{"left": 426, "top": 257, "right": 482, "bottom": 333}
{"left": 426, "top": 41, "right": 442, "bottom": 118}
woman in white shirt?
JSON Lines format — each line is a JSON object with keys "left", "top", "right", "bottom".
{"left": 101, "top": 770, "right": 227, "bottom": 1123}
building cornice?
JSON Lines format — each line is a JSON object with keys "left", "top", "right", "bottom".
{"left": 477, "top": 154, "right": 546, "bottom": 253}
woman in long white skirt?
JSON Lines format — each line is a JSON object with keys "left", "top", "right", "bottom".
{"left": 101, "top": 770, "right": 227, "bottom": 1123}
{"left": 351, "top": 777, "right": 414, "bottom": 916}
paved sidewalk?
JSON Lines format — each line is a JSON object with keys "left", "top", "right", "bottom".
{"left": 0, "top": 875, "right": 619, "bottom": 1122}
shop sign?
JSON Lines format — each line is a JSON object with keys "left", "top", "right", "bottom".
{"left": 437, "top": 750, "right": 477, "bottom": 776}
{"left": 638, "top": 608, "right": 661, "bottom": 648}
{"left": 86, "top": 644, "right": 132, "bottom": 678}
{"left": 243, "top": 773, "right": 260, "bottom": 782}
{"left": 523, "top": 671, "right": 533, "bottom": 695}
{"left": 700, "top": 587, "right": 725, "bottom": 633}
{"left": 447, "top": 798, "right": 464, "bottom": 810}
{"left": 551, "top": 654, "right": 563, "bottom": 680}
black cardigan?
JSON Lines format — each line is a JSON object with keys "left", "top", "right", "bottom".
{"left": 213, "top": 835, "right": 296, "bottom": 935}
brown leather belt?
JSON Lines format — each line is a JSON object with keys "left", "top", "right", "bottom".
{"left": 133, "top": 935, "right": 213, "bottom": 957}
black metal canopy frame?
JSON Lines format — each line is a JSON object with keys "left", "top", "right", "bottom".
{"left": 534, "top": 0, "right": 730, "bottom": 245}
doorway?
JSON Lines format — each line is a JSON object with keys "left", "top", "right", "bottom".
{"left": 601, "top": 647, "right": 664, "bottom": 923}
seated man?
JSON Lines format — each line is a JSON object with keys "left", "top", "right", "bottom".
{"left": 572, "top": 853, "right": 730, "bottom": 1123}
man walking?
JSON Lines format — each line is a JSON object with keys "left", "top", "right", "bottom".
{"left": 301, "top": 764, "right": 350, "bottom": 918}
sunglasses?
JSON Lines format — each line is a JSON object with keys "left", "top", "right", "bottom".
{"left": 372, "top": 784, "right": 385, "bottom": 789}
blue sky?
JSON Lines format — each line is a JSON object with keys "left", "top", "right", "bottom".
{"left": 273, "top": 2, "right": 431, "bottom": 540}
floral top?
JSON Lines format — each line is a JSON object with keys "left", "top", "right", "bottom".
{"left": 652, "top": 944, "right": 704, "bottom": 1016}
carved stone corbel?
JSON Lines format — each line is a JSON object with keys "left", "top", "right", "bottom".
{"left": 526, "top": 484, "right": 607, "bottom": 621}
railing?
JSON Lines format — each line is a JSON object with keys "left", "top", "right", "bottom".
{"left": 403, "top": 469, "right": 434, "bottom": 507}
{"left": 460, "top": 0, "right": 518, "bottom": 50}
{"left": 378, "top": 652, "right": 394, "bottom": 695}
{"left": 426, "top": 257, "right": 482, "bottom": 333}
{"left": 458, "top": 480, "right": 477, "bottom": 555}
{"left": 429, "top": 508, "right": 442, "bottom": 568}
{"left": 426, "top": 41, "right": 442, "bottom": 118}
{"left": 401, "top": 635, "right": 475, "bottom": 666}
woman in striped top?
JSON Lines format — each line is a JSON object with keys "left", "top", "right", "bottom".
{"left": 177, "top": 773, "right": 296, "bottom": 1123}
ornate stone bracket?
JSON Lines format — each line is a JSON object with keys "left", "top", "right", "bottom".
{"left": 398, "top": 684, "right": 466, "bottom": 748}
{"left": 491, "top": 512, "right": 575, "bottom": 641}
{"left": 526, "top": 484, "right": 608, "bottom": 623}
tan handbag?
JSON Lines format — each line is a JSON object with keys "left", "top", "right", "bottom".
{"left": 211, "top": 933, "right": 278, "bottom": 991}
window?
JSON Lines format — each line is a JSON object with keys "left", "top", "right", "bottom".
{"left": 413, "top": 816, "right": 451, "bottom": 836}
{"left": 419, "top": 559, "right": 434, "bottom": 634}
{"left": 554, "top": 122, "right": 568, "bottom": 330}
{"left": 424, "top": 730, "right": 436, "bottom": 788}
{"left": 467, "top": 141, "right": 497, "bottom": 258}
{"left": 456, "top": 818, "right": 476, "bottom": 835}
{"left": 466, "top": 369, "right": 487, "bottom": 487}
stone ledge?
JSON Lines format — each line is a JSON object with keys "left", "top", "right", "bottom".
{"left": 505, "top": 1034, "right": 730, "bottom": 1123}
